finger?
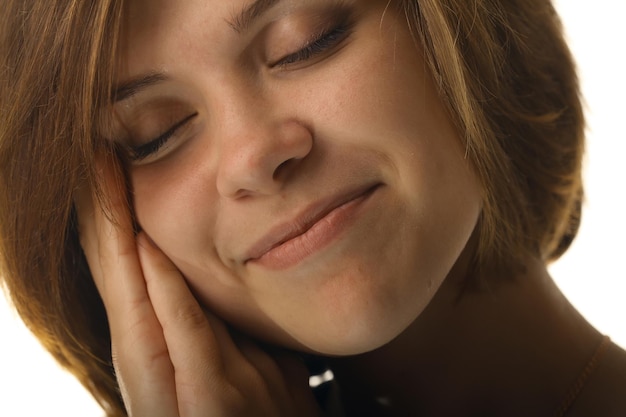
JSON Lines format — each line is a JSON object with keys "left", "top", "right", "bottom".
{"left": 138, "top": 233, "right": 232, "bottom": 416}
{"left": 139, "top": 233, "right": 323, "bottom": 416}
{"left": 139, "top": 233, "right": 291, "bottom": 415}
{"left": 75, "top": 154, "right": 134, "bottom": 297}
{"left": 77, "top": 157, "right": 178, "bottom": 416}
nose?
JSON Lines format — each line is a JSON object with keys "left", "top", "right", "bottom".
{"left": 215, "top": 109, "right": 313, "bottom": 199}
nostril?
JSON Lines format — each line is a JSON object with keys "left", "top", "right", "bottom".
{"left": 217, "top": 120, "right": 313, "bottom": 197}
{"left": 272, "top": 158, "right": 296, "bottom": 181}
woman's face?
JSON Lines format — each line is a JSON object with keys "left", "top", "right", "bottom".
{"left": 112, "top": 0, "right": 482, "bottom": 355}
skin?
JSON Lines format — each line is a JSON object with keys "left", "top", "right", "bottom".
{"left": 78, "top": 0, "right": 626, "bottom": 415}
{"left": 113, "top": 0, "right": 481, "bottom": 355}
{"left": 77, "top": 162, "right": 322, "bottom": 416}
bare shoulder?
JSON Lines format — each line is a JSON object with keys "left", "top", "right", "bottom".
{"left": 569, "top": 339, "right": 626, "bottom": 417}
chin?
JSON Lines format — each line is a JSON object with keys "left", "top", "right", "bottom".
{"left": 302, "top": 319, "right": 412, "bottom": 357}
{"left": 285, "top": 297, "right": 426, "bottom": 357}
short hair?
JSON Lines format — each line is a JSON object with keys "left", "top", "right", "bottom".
{"left": 0, "top": 1, "right": 584, "bottom": 415}
{"left": 401, "top": 0, "right": 584, "bottom": 274}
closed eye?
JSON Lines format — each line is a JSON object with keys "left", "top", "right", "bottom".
{"left": 272, "top": 18, "right": 354, "bottom": 68}
{"left": 129, "top": 112, "right": 198, "bottom": 161}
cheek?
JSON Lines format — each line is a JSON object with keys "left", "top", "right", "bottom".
{"left": 304, "top": 24, "right": 436, "bottom": 152}
{"left": 131, "top": 165, "right": 217, "bottom": 259}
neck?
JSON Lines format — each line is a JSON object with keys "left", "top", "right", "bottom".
{"left": 328, "top": 256, "right": 601, "bottom": 417}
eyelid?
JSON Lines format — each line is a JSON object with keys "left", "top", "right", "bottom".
{"left": 270, "top": 12, "right": 355, "bottom": 68}
{"left": 129, "top": 112, "right": 198, "bottom": 162}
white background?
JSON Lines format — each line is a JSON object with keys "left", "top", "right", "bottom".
{"left": 1, "top": 1, "right": 624, "bottom": 415}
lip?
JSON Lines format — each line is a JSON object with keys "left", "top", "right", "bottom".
{"left": 244, "top": 183, "right": 380, "bottom": 270}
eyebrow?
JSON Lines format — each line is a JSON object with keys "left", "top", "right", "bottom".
{"left": 112, "top": 72, "right": 169, "bottom": 103}
{"left": 113, "top": 0, "right": 282, "bottom": 101}
{"left": 227, "top": 0, "right": 281, "bottom": 34}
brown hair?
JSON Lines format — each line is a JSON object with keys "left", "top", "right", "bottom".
{"left": 0, "top": 0, "right": 583, "bottom": 415}
{"left": 401, "top": 0, "right": 584, "bottom": 274}
{"left": 0, "top": 1, "right": 125, "bottom": 415}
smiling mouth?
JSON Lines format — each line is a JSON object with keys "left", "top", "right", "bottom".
{"left": 245, "top": 183, "right": 381, "bottom": 270}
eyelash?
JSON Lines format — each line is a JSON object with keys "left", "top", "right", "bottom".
{"left": 274, "top": 18, "right": 354, "bottom": 67}
{"left": 129, "top": 112, "right": 198, "bottom": 162}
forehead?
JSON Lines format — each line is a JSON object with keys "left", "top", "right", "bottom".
{"left": 121, "top": 0, "right": 301, "bottom": 47}
{"left": 117, "top": 0, "right": 362, "bottom": 83}
{"left": 118, "top": 0, "right": 302, "bottom": 79}
{"left": 120, "top": 0, "right": 224, "bottom": 67}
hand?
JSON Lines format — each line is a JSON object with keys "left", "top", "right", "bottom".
{"left": 76, "top": 157, "right": 323, "bottom": 417}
